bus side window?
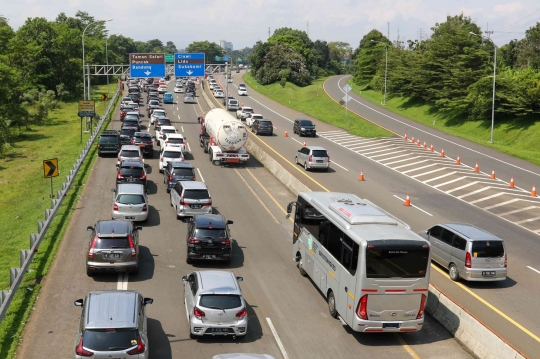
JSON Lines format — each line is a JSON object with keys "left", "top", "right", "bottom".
{"left": 298, "top": 197, "right": 325, "bottom": 240}
{"left": 325, "top": 223, "right": 343, "bottom": 260}
{"left": 342, "top": 235, "right": 359, "bottom": 275}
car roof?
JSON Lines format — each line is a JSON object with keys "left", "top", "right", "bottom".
{"left": 242, "top": 107, "right": 253, "bottom": 110}
{"left": 170, "top": 160, "right": 193, "bottom": 168}
{"left": 439, "top": 223, "right": 502, "bottom": 241}
{"left": 153, "top": 109, "right": 166, "bottom": 113}
{"left": 194, "top": 214, "right": 227, "bottom": 228}
{"left": 198, "top": 271, "right": 240, "bottom": 295}
{"left": 134, "top": 132, "right": 151, "bottom": 137}
{"left": 179, "top": 180, "right": 207, "bottom": 189}
{"left": 84, "top": 290, "right": 140, "bottom": 330}
{"left": 120, "top": 160, "right": 144, "bottom": 168}
{"left": 165, "top": 133, "right": 184, "bottom": 138}
{"left": 120, "top": 145, "right": 140, "bottom": 151}
{"left": 96, "top": 220, "right": 130, "bottom": 236}
{"left": 163, "top": 145, "right": 183, "bottom": 152}
{"left": 116, "top": 183, "right": 145, "bottom": 194}
{"left": 160, "top": 126, "right": 177, "bottom": 131}
{"left": 305, "top": 146, "right": 327, "bottom": 151}
{"left": 297, "top": 118, "right": 313, "bottom": 123}
{"left": 164, "top": 92, "right": 173, "bottom": 95}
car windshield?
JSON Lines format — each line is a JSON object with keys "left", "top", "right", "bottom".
{"left": 93, "top": 237, "right": 129, "bottom": 249}
{"left": 120, "top": 167, "right": 143, "bottom": 177}
{"left": 172, "top": 168, "right": 193, "bottom": 176}
{"left": 194, "top": 228, "right": 226, "bottom": 240}
{"left": 312, "top": 150, "right": 328, "bottom": 157}
{"left": 299, "top": 120, "right": 313, "bottom": 126}
{"left": 158, "top": 120, "right": 171, "bottom": 126}
{"left": 167, "top": 138, "right": 184, "bottom": 144}
{"left": 260, "top": 121, "right": 272, "bottom": 126}
{"left": 199, "top": 295, "right": 241, "bottom": 310}
{"left": 100, "top": 136, "right": 118, "bottom": 144}
{"left": 116, "top": 194, "right": 145, "bottom": 205}
{"left": 244, "top": 109, "right": 253, "bottom": 113}
{"left": 120, "top": 129, "right": 136, "bottom": 136}
{"left": 471, "top": 241, "right": 504, "bottom": 258}
{"left": 184, "top": 189, "right": 209, "bottom": 199}
{"left": 163, "top": 151, "right": 182, "bottom": 158}
{"left": 120, "top": 150, "right": 139, "bottom": 158}
{"left": 82, "top": 329, "right": 137, "bottom": 352}
{"left": 230, "top": 101, "right": 238, "bottom": 104}
{"left": 162, "top": 129, "right": 176, "bottom": 134}
{"left": 134, "top": 135, "right": 152, "bottom": 142}
{"left": 124, "top": 115, "right": 139, "bottom": 121}
{"left": 154, "top": 111, "right": 165, "bottom": 117}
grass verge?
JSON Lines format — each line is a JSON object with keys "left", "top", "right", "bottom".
{"left": 346, "top": 78, "right": 540, "bottom": 166}
{"left": 243, "top": 73, "right": 391, "bottom": 138}
{"left": 0, "top": 84, "right": 119, "bottom": 359}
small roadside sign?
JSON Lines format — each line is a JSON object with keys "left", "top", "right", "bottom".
{"left": 343, "top": 84, "right": 352, "bottom": 93}
{"left": 165, "top": 54, "right": 174, "bottom": 63}
{"left": 78, "top": 100, "right": 95, "bottom": 117}
{"left": 342, "top": 94, "right": 351, "bottom": 103}
{"left": 101, "top": 93, "right": 108, "bottom": 101}
{"left": 43, "top": 158, "right": 59, "bottom": 178}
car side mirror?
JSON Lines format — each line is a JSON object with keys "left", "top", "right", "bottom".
{"left": 182, "top": 276, "right": 187, "bottom": 281}
{"left": 226, "top": 220, "right": 234, "bottom": 225}
{"left": 136, "top": 226, "right": 143, "bottom": 231}
{"left": 236, "top": 276, "right": 243, "bottom": 282}
{"left": 111, "top": 189, "right": 116, "bottom": 193}
{"left": 143, "top": 298, "right": 153, "bottom": 306}
{"left": 74, "top": 299, "right": 83, "bottom": 307}
{"left": 86, "top": 226, "right": 94, "bottom": 231}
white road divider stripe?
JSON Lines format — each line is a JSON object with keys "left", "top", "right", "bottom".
{"left": 117, "top": 273, "right": 129, "bottom": 290}
{"left": 187, "top": 143, "right": 191, "bottom": 152}
{"left": 527, "top": 266, "right": 540, "bottom": 274}
{"left": 331, "top": 160, "right": 348, "bottom": 171}
{"left": 266, "top": 318, "right": 289, "bottom": 359}
{"left": 197, "top": 168, "right": 205, "bottom": 182}
{"left": 392, "top": 195, "right": 433, "bottom": 216}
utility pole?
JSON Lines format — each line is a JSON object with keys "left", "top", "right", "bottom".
{"left": 387, "top": 22, "right": 390, "bottom": 40}
{"left": 268, "top": 27, "right": 270, "bottom": 40}
{"left": 307, "top": 21, "right": 309, "bottom": 37}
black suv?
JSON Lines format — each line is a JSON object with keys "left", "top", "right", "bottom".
{"left": 163, "top": 161, "right": 195, "bottom": 192}
{"left": 154, "top": 117, "right": 172, "bottom": 132}
{"left": 119, "top": 126, "right": 137, "bottom": 145}
{"left": 116, "top": 160, "right": 147, "bottom": 188}
{"left": 293, "top": 118, "right": 316, "bottom": 137}
{"left": 186, "top": 214, "right": 234, "bottom": 264}
{"left": 97, "top": 130, "right": 120, "bottom": 156}
{"left": 131, "top": 132, "right": 154, "bottom": 156}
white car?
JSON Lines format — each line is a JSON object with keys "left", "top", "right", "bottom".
{"left": 238, "top": 86, "right": 248, "bottom": 96}
{"left": 227, "top": 77, "right": 233, "bottom": 83}
{"left": 214, "top": 90, "right": 224, "bottom": 98}
{"left": 174, "top": 85, "right": 184, "bottom": 93}
{"left": 150, "top": 109, "right": 167, "bottom": 125}
{"left": 227, "top": 99, "right": 239, "bottom": 111}
{"left": 158, "top": 85, "right": 167, "bottom": 94}
{"left": 160, "top": 133, "right": 186, "bottom": 152}
{"left": 116, "top": 145, "right": 144, "bottom": 167}
{"left": 159, "top": 146, "right": 185, "bottom": 173}
{"left": 209, "top": 83, "right": 217, "bottom": 90}
{"left": 236, "top": 106, "right": 254, "bottom": 120}
{"left": 246, "top": 113, "right": 264, "bottom": 127}
{"left": 155, "top": 125, "right": 177, "bottom": 144}
{"left": 183, "top": 94, "right": 196, "bottom": 103}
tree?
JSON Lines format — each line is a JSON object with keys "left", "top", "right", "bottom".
{"left": 165, "top": 41, "right": 177, "bottom": 54}
{"left": 254, "top": 44, "right": 311, "bottom": 86}
{"left": 352, "top": 30, "right": 390, "bottom": 86}
{"left": 185, "top": 41, "right": 224, "bottom": 62}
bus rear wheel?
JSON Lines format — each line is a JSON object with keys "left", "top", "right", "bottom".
{"left": 327, "top": 291, "right": 338, "bottom": 318}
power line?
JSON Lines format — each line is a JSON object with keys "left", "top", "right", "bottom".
{"left": 496, "top": 0, "right": 540, "bottom": 31}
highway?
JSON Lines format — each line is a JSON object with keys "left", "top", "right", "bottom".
{"left": 13, "top": 79, "right": 470, "bottom": 359}
{"left": 206, "top": 71, "right": 540, "bottom": 357}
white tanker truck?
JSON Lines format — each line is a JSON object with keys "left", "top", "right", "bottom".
{"left": 199, "top": 108, "right": 250, "bottom": 165}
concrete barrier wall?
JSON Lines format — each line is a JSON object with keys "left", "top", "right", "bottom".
{"left": 198, "top": 78, "right": 527, "bottom": 359}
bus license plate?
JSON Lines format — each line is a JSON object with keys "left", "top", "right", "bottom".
{"left": 382, "top": 323, "right": 400, "bottom": 329}
{"left": 482, "top": 271, "right": 496, "bottom": 277}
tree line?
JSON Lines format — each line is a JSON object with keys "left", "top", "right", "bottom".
{"left": 0, "top": 11, "right": 179, "bottom": 155}
{"left": 352, "top": 15, "right": 540, "bottom": 123}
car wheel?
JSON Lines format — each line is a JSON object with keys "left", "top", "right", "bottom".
{"left": 86, "top": 268, "right": 94, "bottom": 277}
{"left": 327, "top": 291, "right": 338, "bottom": 318}
{"left": 324, "top": 168, "right": 329, "bottom": 172}
{"left": 189, "top": 329, "right": 197, "bottom": 340}
{"left": 304, "top": 162, "right": 309, "bottom": 171}
{"left": 449, "top": 264, "right": 460, "bottom": 281}
{"left": 186, "top": 256, "right": 193, "bottom": 264}
{"left": 295, "top": 156, "right": 299, "bottom": 165}
{"left": 131, "top": 268, "right": 139, "bottom": 276}
{"left": 269, "top": 131, "right": 273, "bottom": 136}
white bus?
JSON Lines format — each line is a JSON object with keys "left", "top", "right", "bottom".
{"left": 286, "top": 192, "right": 431, "bottom": 333}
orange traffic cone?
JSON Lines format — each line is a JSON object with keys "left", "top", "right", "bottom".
{"left": 509, "top": 177, "right": 515, "bottom": 188}
{"left": 416, "top": 139, "right": 420, "bottom": 146}
{"left": 491, "top": 170, "right": 496, "bottom": 179}
{"left": 440, "top": 148, "right": 445, "bottom": 157}
{"left": 404, "top": 194, "right": 411, "bottom": 207}
{"left": 404, "top": 134, "right": 408, "bottom": 141}
{"left": 284, "top": 131, "right": 288, "bottom": 137}
{"left": 456, "top": 156, "right": 461, "bottom": 165}
{"left": 411, "top": 136, "right": 415, "bottom": 143}
{"left": 358, "top": 171, "right": 365, "bottom": 181}
{"left": 474, "top": 162, "right": 479, "bottom": 172}
{"left": 423, "top": 142, "right": 427, "bottom": 149}
{"left": 302, "top": 141, "right": 306, "bottom": 147}
{"left": 430, "top": 144, "right": 434, "bottom": 152}
{"left": 532, "top": 185, "right": 537, "bottom": 197}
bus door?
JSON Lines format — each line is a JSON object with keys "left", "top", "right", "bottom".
{"left": 339, "top": 241, "right": 357, "bottom": 324}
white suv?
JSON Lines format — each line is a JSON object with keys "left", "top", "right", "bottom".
{"left": 159, "top": 146, "right": 184, "bottom": 173}
{"left": 237, "top": 84, "right": 248, "bottom": 96}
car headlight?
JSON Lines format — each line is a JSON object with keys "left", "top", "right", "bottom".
{"left": 301, "top": 127, "right": 306, "bottom": 131}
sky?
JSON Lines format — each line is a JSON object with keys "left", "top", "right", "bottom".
{"left": 1, "top": 0, "right": 539, "bottom": 49}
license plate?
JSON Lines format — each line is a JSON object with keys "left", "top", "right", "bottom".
{"left": 124, "top": 216, "right": 135, "bottom": 220}
{"left": 190, "top": 205, "right": 202, "bottom": 209}
{"left": 482, "top": 271, "right": 496, "bottom": 277}
{"left": 127, "top": 178, "right": 137, "bottom": 182}
{"left": 227, "top": 158, "right": 239, "bottom": 163}
{"left": 316, "top": 160, "right": 323, "bottom": 163}
{"left": 211, "top": 328, "right": 230, "bottom": 332}
{"left": 203, "top": 255, "right": 217, "bottom": 259}
{"left": 103, "top": 253, "right": 122, "bottom": 259}
{"left": 382, "top": 323, "right": 400, "bottom": 329}
{"left": 139, "top": 144, "right": 145, "bottom": 147}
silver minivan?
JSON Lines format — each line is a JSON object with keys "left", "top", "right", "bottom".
{"left": 170, "top": 181, "right": 212, "bottom": 219}
{"left": 73, "top": 290, "right": 153, "bottom": 359}
{"left": 295, "top": 146, "right": 330, "bottom": 172}
{"left": 419, "top": 223, "right": 507, "bottom": 282}
{"left": 112, "top": 183, "right": 149, "bottom": 222}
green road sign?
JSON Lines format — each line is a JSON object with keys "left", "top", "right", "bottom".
{"left": 165, "top": 54, "right": 174, "bottom": 63}
{"left": 237, "top": 58, "right": 242, "bottom": 62}
{"left": 215, "top": 56, "right": 222, "bottom": 61}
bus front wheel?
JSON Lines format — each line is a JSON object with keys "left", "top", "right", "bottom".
{"left": 327, "top": 291, "right": 338, "bottom": 318}
{"left": 297, "top": 254, "right": 307, "bottom": 277}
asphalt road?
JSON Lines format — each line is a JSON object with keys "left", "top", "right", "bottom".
{"left": 205, "top": 71, "right": 540, "bottom": 357}
{"left": 13, "top": 80, "right": 470, "bottom": 359}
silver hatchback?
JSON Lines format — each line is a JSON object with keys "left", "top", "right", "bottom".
{"left": 112, "top": 183, "right": 149, "bottom": 222}
{"left": 295, "top": 146, "right": 330, "bottom": 171}
{"left": 170, "top": 181, "right": 212, "bottom": 218}
{"left": 183, "top": 271, "right": 248, "bottom": 339}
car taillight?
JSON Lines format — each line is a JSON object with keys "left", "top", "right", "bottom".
{"left": 169, "top": 174, "right": 173, "bottom": 183}
{"left": 113, "top": 203, "right": 119, "bottom": 211}
{"left": 140, "top": 174, "right": 146, "bottom": 180}
{"left": 194, "top": 307, "right": 205, "bottom": 319}
{"left": 504, "top": 254, "right": 507, "bottom": 268}
{"left": 356, "top": 294, "right": 368, "bottom": 320}
{"left": 130, "top": 140, "right": 135, "bottom": 145}
{"left": 309, "top": 155, "right": 312, "bottom": 162}
{"left": 236, "top": 308, "right": 247, "bottom": 317}
{"left": 165, "top": 141, "right": 168, "bottom": 145}
{"left": 126, "top": 335, "right": 145, "bottom": 355}
{"left": 142, "top": 204, "right": 147, "bottom": 212}
{"left": 221, "top": 239, "right": 231, "bottom": 246}
{"left": 161, "top": 156, "right": 164, "bottom": 161}
{"left": 465, "top": 252, "right": 472, "bottom": 268}
{"left": 328, "top": 152, "right": 331, "bottom": 162}
{"left": 117, "top": 173, "right": 124, "bottom": 179}
{"left": 416, "top": 294, "right": 427, "bottom": 319}
{"left": 180, "top": 197, "right": 189, "bottom": 206}
{"left": 148, "top": 141, "right": 153, "bottom": 146}
{"left": 128, "top": 235, "right": 136, "bottom": 257}
{"left": 116, "top": 145, "right": 121, "bottom": 149}
{"left": 188, "top": 237, "right": 200, "bottom": 244}
{"left": 75, "top": 337, "right": 93, "bottom": 357}
{"left": 204, "top": 197, "right": 212, "bottom": 206}
{"left": 88, "top": 235, "right": 98, "bottom": 259}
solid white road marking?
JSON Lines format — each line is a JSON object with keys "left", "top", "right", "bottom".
{"left": 178, "top": 115, "right": 181, "bottom": 120}
{"left": 290, "top": 137, "right": 303, "bottom": 145}
{"left": 117, "top": 273, "right": 129, "bottom": 290}
{"left": 266, "top": 318, "right": 290, "bottom": 359}
{"left": 331, "top": 160, "right": 348, "bottom": 171}
{"left": 181, "top": 126, "right": 184, "bottom": 132}
{"left": 393, "top": 195, "right": 433, "bottom": 216}
{"left": 197, "top": 168, "right": 205, "bottom": 182}
{"left": 528, "top": 266, "right": 540, "bottom": 274}
{"left": 498, "top": 206, "right": 538, "bottom": 217}
{"left": 187, "top": 143, "right": 191, "bottom": 152}
{"left": 515, "top": 216, "right": 540, "bottom": 225}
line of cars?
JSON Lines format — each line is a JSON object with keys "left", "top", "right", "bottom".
{"left": 75, "top": 76, "right": 260, "bottom": 358}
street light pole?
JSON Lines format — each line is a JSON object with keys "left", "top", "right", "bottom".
{"left": 371, "top": 40, "right": 388, "bottom": 105}
{"left": 106, "top": 32, "right": 110, "bottom": 102}
{"left": 82, "top": 19, "right": 112, "bottom": 100}
{"left": 470, "top": 32, "right": 497, "bottom": 143}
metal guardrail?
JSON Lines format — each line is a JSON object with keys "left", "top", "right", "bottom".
{"left": 0, "top": 86, "right": 120, "bottom": 322}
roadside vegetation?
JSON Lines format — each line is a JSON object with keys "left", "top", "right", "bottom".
{"left": 243, "top": 72, "right": 390, "bottom": 138}
{"left": 0, "top": 84, "right": 119, "bottom": 359}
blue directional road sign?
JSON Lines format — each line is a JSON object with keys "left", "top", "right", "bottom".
{"left": 174, "top": 53, "right": 205, "bottom": 77}
{"left": 129, "top": 53, "right": 165, "bottom": 78}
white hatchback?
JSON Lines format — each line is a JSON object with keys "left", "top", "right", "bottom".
{"left": 160, "top": 133, "right": 187, "bottom": 152}
{"left": 159, "top": 146, "right": 184, "bottom": 173}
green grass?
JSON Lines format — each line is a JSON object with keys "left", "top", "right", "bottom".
{"left": 243, "top": 73, "right": 391, "bottom": 138}
{"left": 347, "top": 78, "right": 540, "bottom": 166}
{"left": 0, "top": 83, "right": 119, "bottom": 359}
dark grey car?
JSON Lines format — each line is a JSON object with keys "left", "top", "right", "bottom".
{"left": 251, "top": 119, "right": 273, "bottom": 136}
{"left": 293, "top": 118, "right": 316, "bottom": 137}
{"left": 163, "top": 161, "right": 196, "bottom": 193}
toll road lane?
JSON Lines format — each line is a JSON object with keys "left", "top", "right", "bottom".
{"left": 220, "top": 74, "right": 540, "bottom": 356}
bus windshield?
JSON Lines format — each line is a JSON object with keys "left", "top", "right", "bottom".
{"left": 365, "top": 240, "right": 429, "bottom": 278}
